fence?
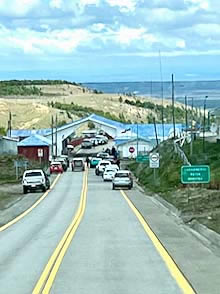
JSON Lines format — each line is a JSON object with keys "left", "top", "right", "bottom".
{"left": 174, "top": 141, "right": 191, "bottom": 166}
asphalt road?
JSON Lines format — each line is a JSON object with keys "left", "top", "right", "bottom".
{"left": 0, "top": 170, "right": 83, "bottom": 294}
{"left": 50, "top": 170, "right": 182, "bottom": 294}
{"left": 0, "top": 168, "right": 220, "bottom": 293}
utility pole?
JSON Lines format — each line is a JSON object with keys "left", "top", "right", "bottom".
{"left": 51, "top": 116, "right": 54, "bottom": 159}
{"left": 207, "top": 111, "right": 211, "bottom": 131}
{"left": 190, "top": 97, "right": 194, "bottom": 156}
{"left": 171, "top": 74, "right": 176, "bottom": 139}
{"left": 185, "top": 95, "right": 188, "bottom": 130}
{"left": 8, "top": 111, "right": 12, "bottom": 137}
{"left": 136, "top": 122, "right": 139, "bottom": 157}
{"left": 150, "top": 80, "right": 153, "bottom": 98}
{"left": 159, "top": 51, "right": 165, "bottom": 141}
{"left": 55, "top": 114, "right": 58, "bottom": 157}
{"left": 203, "top": 96, "right": 208, "bottom": 153}
{"left": 153, "top": 117, "right": 159, "bottom": 147}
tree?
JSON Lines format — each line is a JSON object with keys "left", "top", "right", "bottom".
{"left": 88, "top": 121, "right": 95, "bottom": 129}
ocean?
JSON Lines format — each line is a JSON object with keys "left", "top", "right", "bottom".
{"left": 83, "top": 81, "right": 220, "bottom": 111}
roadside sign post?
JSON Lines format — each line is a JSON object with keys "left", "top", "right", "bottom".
{"left": 38, "top": 148, "right": 44, "bottom": 166}
{"left": 129, "top": 146, "right": 135, "bottom": 158}
{"left": 181, "top": 165, "right": 210, "bottom": 184}
{"left": 136, "top": 154, "right": 149, "bottom": 163}
{"left": 149, "top": 153, "right": 160, "bottom": 185}
{"left": 181, "top": 165, "right": 210, "bottom": 205}
{"left": 14, "top": 160, "right": 29, "bottom": 180}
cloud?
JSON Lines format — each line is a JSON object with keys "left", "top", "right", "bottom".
{"left": 49, "top": 0, "right": 63, "bottom": 9}
{"left": 105, "top": 0, "right": 139, "bottom": 12}
{"left": 0, "top": 0, "right": 219, "bottom": 81}
{"left": 114, "top": 26, "right": 147, "bottom": 45}
{"left": 0, "top": 0, "right": 40, "bottom": 17}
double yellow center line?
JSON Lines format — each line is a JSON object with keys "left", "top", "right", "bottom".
{"left": 33, "top": 170, "right": 88, "bottom": 294}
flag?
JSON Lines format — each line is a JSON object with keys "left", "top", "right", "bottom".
{"left": 121, "top": 128, "right": 131, "bottom": 133}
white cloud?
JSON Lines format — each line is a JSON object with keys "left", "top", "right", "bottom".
{"left": 0, "top": 25, "right": 91, "bottom": 55}
{"left": 80, "top": 0, "right": 100, "bottom": 4}
{"left": 0, "top": 0, "right": 40, "bottom": 17}
{"left": 106, "top": 0, "right": 138, "bottom": 12}
{"left": 115, "top": 26, "right": 146, "bottom": 44}
{"left": 176, "top": 39, "right": 186, "bottom": 48}
{"left": 0, "top": 0, "right": 220, "bottom": 78}
{"left": 91, "top": 23, "right": 106, "bottom": 32}
{"left": 49, "top": 0, "right": 63, "bottom": 9}
{"left": 193, "top": 23, "right": 220, "bottom": 37}
{"left": 184, "top": 0, "right": 209, "bottom": 10}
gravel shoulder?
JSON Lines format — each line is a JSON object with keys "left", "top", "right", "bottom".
{"left": 0, "top": 174, "right": 57, "bottom": 226}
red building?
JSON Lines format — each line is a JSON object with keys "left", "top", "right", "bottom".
{"left": 17, "top": 134, "right": 51, "bottom": 162}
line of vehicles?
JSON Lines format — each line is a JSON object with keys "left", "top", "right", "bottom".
{"left": 81, "top": 134, "right": 108, "bottom": 149}
{"left": 22, "top": 151, "right": 133, "bottom": 194}
{"left": 90, "top": 152, "right": 133, "bottom": 190}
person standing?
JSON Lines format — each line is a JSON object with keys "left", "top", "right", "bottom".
{"left": 86, "top": 156, "right": 90, "bottom": 168}
{"left": 116, "top": 158, "right": 120, "bottom": 169}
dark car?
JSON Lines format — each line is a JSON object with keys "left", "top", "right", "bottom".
{"left": 71, "top": 158, "right": 85, "bottom": 171}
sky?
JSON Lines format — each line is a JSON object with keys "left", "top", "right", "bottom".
{"left": 0, "top": 0, "right": 219, "bottom": 82}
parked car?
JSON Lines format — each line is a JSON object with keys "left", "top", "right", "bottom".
{"left": 95, "top": 160, "right": 111, "bottom": 175}
{"left": 22, "top": 169, "right": 50, "bottom": 194}
{"left": 96, "top": 152, "right": 109, "bottom": 159}
{"left": 112, "top": 170, "right": 133, "bottom": 190}
{"left": 90, "top": 157, "right": 102, "bottom": 168}
{"left": 50, "top": 162, "right": 64, "bottom": 174}
{"left": 103, "top": 165, "right": 119, "bottom": 181}
{"left": 81, "top": 139, "right": 93, "bottom": 149}
{"left": 105, "top": 155, "right": 117, "bottom": 164}
{"left": 55, "top": 157, "right": 68, "bottom": 171}
{"left": 59, "top": 155, "right": 69, "bottom": 167}
{"left": 95, "top": 135, "right": 108, "bottom": 145}
{"left": 90, "top": 137, "right": 99, "bottom": 147}
{"left": 71, "top": 158, "right": 85, "bottom": 171}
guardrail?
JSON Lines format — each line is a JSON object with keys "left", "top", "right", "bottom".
{"left": 174, "top": 141, "right": 191, "bottom": 166}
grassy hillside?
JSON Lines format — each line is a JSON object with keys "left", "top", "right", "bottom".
{"left": 0, "top": 80, "right": 200, "bottom": 131}
{"left": 128, "top": 139, "right": 220, "bottom": 233}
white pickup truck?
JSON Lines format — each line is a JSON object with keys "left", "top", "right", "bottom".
{"left": 22, "top": 169, "right": 50, "bottom": 194}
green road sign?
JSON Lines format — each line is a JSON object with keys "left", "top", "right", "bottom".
{"left": 136, "top": 154, "right": 149, "bottom": 163}
{"left": 181, "top": 165, "right": 210, "bottom": 184}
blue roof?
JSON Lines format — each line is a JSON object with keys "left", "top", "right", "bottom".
{"left": 124, "top": 123, "right": 183, "bottom": 138}
{"left": 17, "top": 134, "right": 51, "bottom": 147}
{"left": 10, "top": 128, "right": 51, "bottom": 138}
{"left": 10, "top": 113, "right": 184, "bottom": 141}
{"left": 89, "top": 114, "right": 125, "bottom": 129}
{"left": 116, "top": 137, "right": 152, "bottom": 147}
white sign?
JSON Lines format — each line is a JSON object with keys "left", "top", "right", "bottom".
{"left": 149, "top": 152, "right": 159, "bottom": 168}
{"left": 38, "top": 148, "right": 44, "bottom": 158}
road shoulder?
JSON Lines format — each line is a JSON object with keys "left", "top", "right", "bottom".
{"left": 125, "top": 184, "right": 220, "bottom": 294}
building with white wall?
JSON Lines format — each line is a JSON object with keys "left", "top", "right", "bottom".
{"left": 117, "top": 137, "right": 154, "bottom": 159}
{"left": 0, "top": 136, "right": 18, "bottom": 155}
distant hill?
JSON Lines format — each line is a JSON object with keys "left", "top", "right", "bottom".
{"left": 0, "top": 80, "right": 196, "bottom": 131}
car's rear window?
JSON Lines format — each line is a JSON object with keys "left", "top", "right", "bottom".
{"left": 25, "top": 172, "right": 42, "bottom": 177}
{"left": 74, "top": 160, "right": 83, "bottom": 167}
{"left": 115, "top": 173, "right": 129, "bottom": 178}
